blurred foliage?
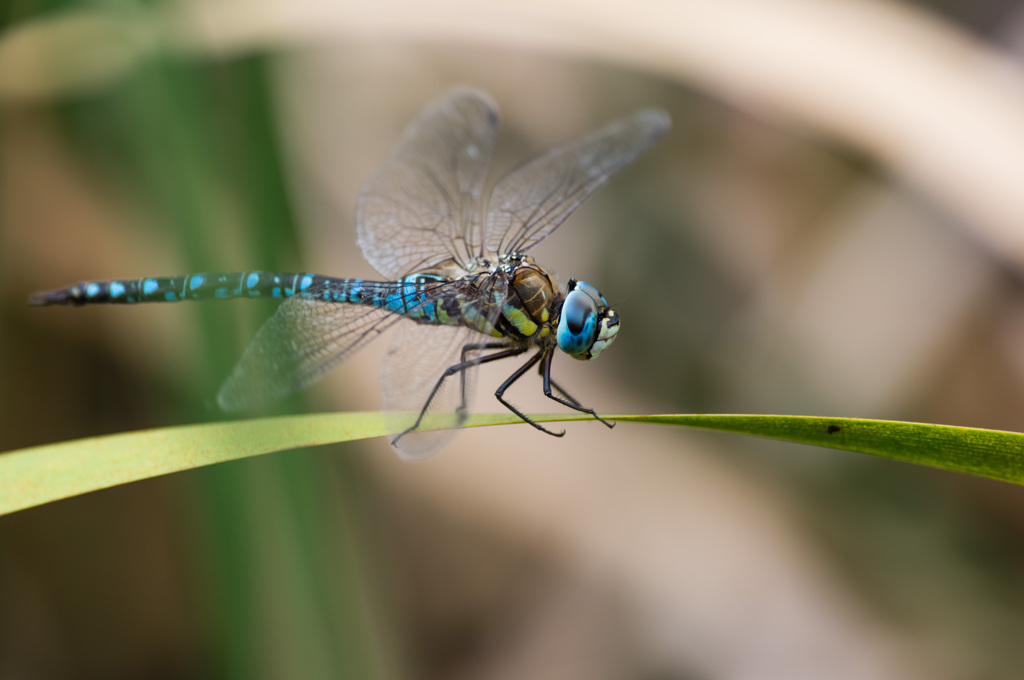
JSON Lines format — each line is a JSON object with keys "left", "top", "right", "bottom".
{"left": 2, "top": 14, "right": 391, "bottom": 677}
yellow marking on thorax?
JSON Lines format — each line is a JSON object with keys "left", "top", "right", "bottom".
{"left": 502, "top": 304, "right": 539, "bottom": 337}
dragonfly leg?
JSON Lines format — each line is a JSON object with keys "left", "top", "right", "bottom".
{"left": 540, "top": 350, "right": 614, "bottom": 429}
{"left": 458, "top": 342, "right": 511, "bottom": 414}
{"left": 494, "top": 349, "right": 566, "bottom": 437}
{"left": 538, "top": 360, "right": 581, "bottom": 407}
{"left": 392, "top": 345, "right": 528, "bottom": 446}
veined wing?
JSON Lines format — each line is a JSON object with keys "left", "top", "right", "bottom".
{"left": 356, "top": 88, "right": 499, "bottom": 280}
{"left": 216, "top": 298, "right": 401, "bottom": 411}
{"left": 484, "top": 109, "right": 670, "bottom": 256}
{"left": 216, "top": 277, "right": 473, "bottom": 411}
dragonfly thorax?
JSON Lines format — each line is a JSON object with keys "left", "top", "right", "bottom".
{"left": 511, "top": 260, "right": 558, "bottom": 325}
{"left": 495, "top": 258, "right": 559, "bottom": 342}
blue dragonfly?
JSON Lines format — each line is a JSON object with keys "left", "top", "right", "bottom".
{"left": 30, "top": 88, "right": 670, "bottom": 459}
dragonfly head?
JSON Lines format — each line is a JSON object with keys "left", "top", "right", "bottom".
{"left": 556, "top": 280, "right": 619, "bottom": 361}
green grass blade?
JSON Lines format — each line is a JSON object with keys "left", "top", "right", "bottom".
{"left": 610, "top": 414, "right": 1024, "bottom": 484}
{"left": 3, "top": 413, "right": 1023, "bottom": 516}
{"left": 0, "top": 412, "right": 391, "bottom": 516}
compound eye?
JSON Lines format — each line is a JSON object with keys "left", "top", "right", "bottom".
{"left": 557, "top": 289, "right": 599, "bottom": 359}
{"left": 573, "top": 280, "right": 606, "bottom": 306}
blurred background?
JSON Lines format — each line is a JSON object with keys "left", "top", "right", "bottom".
{"left": 4, "top": 0, "right": 1024, "bottom": 678}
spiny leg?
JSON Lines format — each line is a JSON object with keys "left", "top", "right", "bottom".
{"left": 540, "top": 350, "right": 614, "bottom": 429}
{"left": 494, "top": 349, "right": 566, "bottom": 437}
{"left": 392, "top": 345, "right": 528, "bottom": 446}
{"left": 547, "top": 377, "right": 582, "bottom": 407}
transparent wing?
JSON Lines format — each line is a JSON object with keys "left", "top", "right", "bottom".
{"left": 484, "top": 109, "right": 670, "bottom": 255}
{"left": 356, "top": 88, "right": 499, "bottom": 280}
{"left": 216, "top": 297, "right": 402, "bottom": 411}
{"left": 381, "top": 323, "right": 484, "bottom": 461}
{"left": 216, "top": 276, "right": 496, "bottom": 416}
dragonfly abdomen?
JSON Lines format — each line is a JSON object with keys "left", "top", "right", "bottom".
{"left": 28, "top": 271, "right": 336, "bottom": 306}
{"left": 28, "top": 270, "right": 470, "bottom": 328}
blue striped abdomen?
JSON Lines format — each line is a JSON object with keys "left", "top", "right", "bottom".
{"left": 28, "top": 272, "right": 329, "bottom": 305}
{"left": 28, "top": 271, "right": 464, "bottom": 328}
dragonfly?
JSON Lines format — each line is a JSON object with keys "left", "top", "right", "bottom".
{"left": 29, "top": 88, "right": 670, "bottom": 459}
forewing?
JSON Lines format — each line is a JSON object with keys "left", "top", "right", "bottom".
{"left": 357, "top": 88, "right": 499, "bottom": 279}
{"left": 484, "top": 109, "right": 670, "bottom": 255}
{"left": 217, "top": 297, "right": 401, "bottom": 411}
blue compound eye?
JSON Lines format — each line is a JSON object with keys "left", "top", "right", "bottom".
{"left": 557, "top": 285, "right": 601, "bottom": 359}
{"left": 557, "top": 280, "right": 620, "bottom": 361}
{"left": 573, "top": 280, "right": 606, "bottom": 306}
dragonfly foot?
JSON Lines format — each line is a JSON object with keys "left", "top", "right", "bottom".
{"left": 391, "top": 427, "right": 415, "bottom": 448}
{"left": 518, "top": 415, "right": 565, "bottom": 438}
